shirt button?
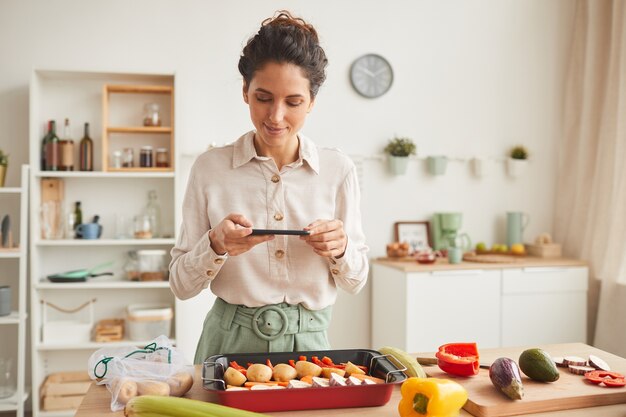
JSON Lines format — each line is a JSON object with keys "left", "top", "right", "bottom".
{"left": 214, "top": 258, "right": 224, "bottom": 265}
{"left": 331, "top": 269, "right": 340, "bottom": 275}
{"left": 275, "top": 250, "right": 285, "bottom": 259}
{"left": 206, "top": 270, "right": 214, "bottom": 277}
{"left": 274, "top": 213, "right": 284, "bottom": 221}
{"left": 271, "top": 174, "right": 280, "bottom": 183}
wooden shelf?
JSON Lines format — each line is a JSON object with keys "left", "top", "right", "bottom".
{"left": 106, "top": 167, "right": 173, "bottom": 173}
{"left": 35, "top": 281, "right": 171, "bottom": 290}
{"left": 107, "top": 126, "right": 171, "bottom": 134}
{"left": 102, "top": 83, "right": 175, "bottom": 172}
{"left": 105, "top": 84, "right": 172, "bottom": 94}
{"left": 37, "top": 339, "right": 176, "bottom": 351}
{"left": 36, "top": 238, "right": 175, "bottom": 247}
{"left": 34, "top": 170, "right": 174, "bottom": 178}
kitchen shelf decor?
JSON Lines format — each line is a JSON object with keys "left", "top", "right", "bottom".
{"left": 102, "top": 84, "right": 174, "bottom": 172}
{"left": 506, "top": 145, "right": 529, "bottom": 179}
{"left": 0, "top": 165, "right": 29, "bottom": 417}
{"left": 29, "top": 69, "right": 178, "bottom": 417}
{"left": 383, "top": 136, "right": 416, "bottom": 175}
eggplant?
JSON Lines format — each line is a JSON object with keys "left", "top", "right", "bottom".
{"left": 489, "top": 357, "right": 524, "bottom": 400}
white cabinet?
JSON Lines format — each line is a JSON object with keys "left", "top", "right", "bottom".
{"left": 371, "top": 261, "right": 588, "bottom": 353}
{"left": 0, "top": 165, "right": 29, "bottom": 417}
{"left": 501, "top": 267, "right": 587, "bottom": 347}
{"left": 372, "top": 264, "right": 501, "bottom": 353}
{"left": 29, "top": 70, "right": 179, "bottom": 417}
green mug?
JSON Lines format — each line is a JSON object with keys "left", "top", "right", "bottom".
{"left": 447, "top": 247, "right": 463, "bottom": 264}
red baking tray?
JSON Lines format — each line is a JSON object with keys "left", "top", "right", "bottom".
{"left": 201, "top": 349, "right": 407, "bottom": 412}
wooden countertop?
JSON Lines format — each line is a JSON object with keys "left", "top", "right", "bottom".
{"left": 372, "top": 256, "right": 587, "bottom": 272}
{"left": 75, "top": 343, "right": 624, "bottom": 417}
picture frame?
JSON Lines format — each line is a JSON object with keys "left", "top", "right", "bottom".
{"left": 394, "top": 221, "right": 432, "bottom": 254}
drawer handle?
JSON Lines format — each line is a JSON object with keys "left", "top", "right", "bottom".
{"left": 432, "top": 270, "right": 484, "bottom": 276}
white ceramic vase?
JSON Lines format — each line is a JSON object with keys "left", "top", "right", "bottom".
{"left": 388, "top": 155, "right": 409, "bottom": 175}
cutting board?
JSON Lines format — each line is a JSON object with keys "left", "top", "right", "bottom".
{"left": 422, "top": 343, "right": 626, "bottom": 417}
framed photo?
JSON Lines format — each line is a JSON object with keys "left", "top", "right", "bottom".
{"left": 394, "top": 221, "right": 432, "bottom": 254}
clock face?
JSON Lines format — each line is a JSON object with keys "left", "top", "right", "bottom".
{"left": 350, "top": 54, "right": 393, "bottom": 98}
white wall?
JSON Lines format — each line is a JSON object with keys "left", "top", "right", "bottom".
{"left": 0, "top": 0, "right": 575, "bottom": 353}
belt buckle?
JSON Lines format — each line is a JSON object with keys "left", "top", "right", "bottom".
{"left": 252, "top": 305, "right": 289, "bottom": 341}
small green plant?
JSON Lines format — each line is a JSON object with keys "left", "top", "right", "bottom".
{"left": 384, "top": 137, "right": 416, "bottom": 157}
{"left": 510, "top": 146, "right": 528, "bottom": 160}
{"left": 0, "top": 149, "right": 8, "bottom": 167}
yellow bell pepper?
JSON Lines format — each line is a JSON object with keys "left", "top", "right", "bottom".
{"left": 398, "top": 377, "right": 468, "bottom": 417}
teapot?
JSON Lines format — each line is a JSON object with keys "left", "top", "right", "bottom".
{"left": 414, "top": 247, "right": 442, "bottom": 264}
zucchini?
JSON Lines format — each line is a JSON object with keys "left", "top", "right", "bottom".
{"left": 378, "top": 346, "right": 427, "bottom": 378}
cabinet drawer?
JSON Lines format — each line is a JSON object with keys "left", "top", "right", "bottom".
{"left": 502, "top": 267, "right": 588, "bottom": 294}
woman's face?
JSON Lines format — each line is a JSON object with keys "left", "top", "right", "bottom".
{"left": 244, "top": 61, "right": 314, "bottom": 154}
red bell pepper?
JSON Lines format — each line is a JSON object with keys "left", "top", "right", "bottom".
{"left": 585, "top": 370, "right": 625, "bottom": 387}
{"left": 435, "top": 342, "right": 480, "bottom": 377}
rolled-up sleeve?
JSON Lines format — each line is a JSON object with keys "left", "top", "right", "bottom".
{"left": 169, "top": 159, "right": 228, "bottom": 300}
{"left": 328, "top": 163, "right": 369, "bottom": 294}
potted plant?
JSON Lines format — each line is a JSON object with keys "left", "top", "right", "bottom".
{"left": 506, "top": 145, "right": 528, "bottom": 178}
{"left": 384, "top": 136, "right": 416, "bottom": 175}
{"left": 0, "top": 149, "right": 7, "bottom": 187}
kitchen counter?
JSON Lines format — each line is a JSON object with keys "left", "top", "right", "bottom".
{"left": 75, "top": 343, "right": 625, "bottom": 417}
{"left": 374, "top": 256, "right": 587, "bottom": 272}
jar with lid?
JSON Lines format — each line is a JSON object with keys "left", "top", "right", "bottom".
{"left": 111, "top": 150, "right": 122, "bottom": 169}
{"left": 140, "top": 146, "right": 153, "bottom": 168}
{"left": 124, "top": 250, "right": 140, "bottom": 281}
{"left": 143, "top": 103, "right": 161, "bottom": 127}
{"left": 122, "top": 148, "right": 134, "bottom": 168}
{"left": 136, "top": 249, "right": 168, "bottom": 281}
{"left": 155, "top": 148, "right": 169, "bottom": 168}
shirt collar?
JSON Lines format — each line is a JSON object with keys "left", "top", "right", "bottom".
{"left": 233, "top": 131, "right": 320, "bottom": 174}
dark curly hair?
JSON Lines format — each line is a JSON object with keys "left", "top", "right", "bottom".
{"left": 238, "top": 10, "right": 328, "bottom": 98}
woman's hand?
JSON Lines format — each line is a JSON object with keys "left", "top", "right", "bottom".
{"left": 209, "top": 213, "right": 274, "bottom": 256}
{"left": 301, "top": 219, "right": 348, "bottom": 258}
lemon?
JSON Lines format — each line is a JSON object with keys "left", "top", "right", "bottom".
{"left": 511, "top": 243, "right": 525, "bottom": 255}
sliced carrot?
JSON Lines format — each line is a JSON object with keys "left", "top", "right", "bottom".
{"left": 300, "top": 375, "right": 314, "bottom": 384}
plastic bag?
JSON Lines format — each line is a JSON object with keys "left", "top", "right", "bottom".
{"left": 87, "top": 335, "right": 194, "bottom": 411}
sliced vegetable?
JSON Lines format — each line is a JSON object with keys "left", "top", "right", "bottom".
{"left": 552, "top": 357, "right": 567, "bottom": 367}
{"left": 588, "top": 355, "right": 611, "bottom": 371}
{"left": 398, "top": 377, "right": 468, "bottom": 417}
{"left": 435, "top": 343, "right": 480, "bottom": 377}
{"left": 563, "top": 356, "right": 587, "bottom": 366}
{"left": 569, "top": 365, "right": 596, "bottom": 375}
{"left": 489, "top": 357, "right": 524, "bottom": 400}
{"left": 584, "top": 370, "right": 625, "bottom": 387}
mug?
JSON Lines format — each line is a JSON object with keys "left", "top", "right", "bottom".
{"left": 447, "top": 247, "right": 463, "bottom": 264}
{"left": 76, "top": 223, "right": 102, "bottom": 239}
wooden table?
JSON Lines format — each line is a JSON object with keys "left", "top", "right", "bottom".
{"left": 75, "top": 343, "right": 626, "bottom": 417}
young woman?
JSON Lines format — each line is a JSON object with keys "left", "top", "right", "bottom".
{"left": 169, "top": 11, "right": 369, "bottom": 364}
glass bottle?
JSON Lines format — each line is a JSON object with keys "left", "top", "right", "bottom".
{"left": 155, "top": 148, "right": 169, "bottom": 168}
{"left": 79, "top": 123, "right": 94, "bottom": 171}
{"left": 140, "top": 146, "right": 153, "bottom": 168}
{"left": 44, "top": 120, "right": 60, "bottom": 171}
{"left": 41, "top": 120, "right": 52, "bottom": 171}
{"left": 143, "top": 190, "right": 161, "bottom": 238}
{"left": 73, "top": 201, "right": 83, "bottom": 236}
{"left": 122, "top": 148, "right": 134, "bottom": 168}
{"left": 143, "top": 103, "right": 161, "bottom": 127}
{"left": 59, "top": 118, "right": 75, "bottom": 171}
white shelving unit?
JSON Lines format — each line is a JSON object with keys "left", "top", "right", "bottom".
{"left": 29, "top": 69, "right": 178, "bottom": 417}
{"left": 0, "top": 165, "right": 30, "bottom": 417}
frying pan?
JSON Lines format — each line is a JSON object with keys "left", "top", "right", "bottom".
{"left": 47, "top": 262, "right": 114, "bottom": 283}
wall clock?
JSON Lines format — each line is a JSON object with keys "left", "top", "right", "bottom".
{"left": 349, "top": 54, "right": 394, "bottom": 98}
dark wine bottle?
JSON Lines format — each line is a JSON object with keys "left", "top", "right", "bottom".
{"left": 79, "top": 122, "right": 94, "bottom": 171}
{"left": 41, "top": 120, "right": 52, "bottom": 171}
{"left": 44, "top": 120, "right": 60, "bottom": 171}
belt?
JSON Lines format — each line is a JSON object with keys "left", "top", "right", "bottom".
{"left": 213, "top": 297, "right": 331, "bottom": 341}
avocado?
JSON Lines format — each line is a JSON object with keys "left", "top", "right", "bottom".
{"left": 519, "top": 348, "right": 560, "bottom": 382}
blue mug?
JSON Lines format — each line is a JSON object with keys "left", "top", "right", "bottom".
{"left": 76, "top": 223, "right": 102, "bottom": 239}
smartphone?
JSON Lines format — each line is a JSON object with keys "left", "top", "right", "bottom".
{"left": 250, "top": 229, "right": 310, "bottom": 236}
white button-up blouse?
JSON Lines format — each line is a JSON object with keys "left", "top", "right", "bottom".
{"left": 169, "top": 131, "right": 369, "bottom": 310}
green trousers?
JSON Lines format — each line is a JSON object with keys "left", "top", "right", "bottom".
{"left": 194, "top": 297, "right": 332, "bottom": 364}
